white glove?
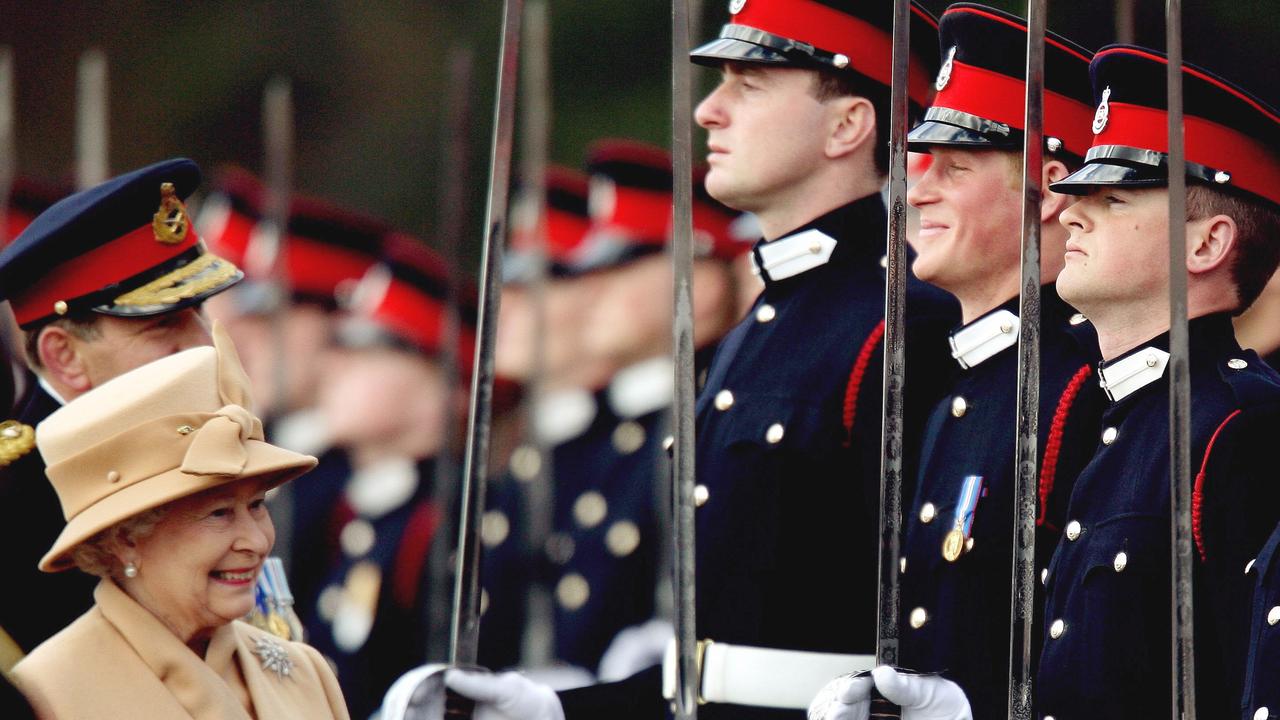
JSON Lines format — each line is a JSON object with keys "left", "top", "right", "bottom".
{"left": 807, "top": 672, "right": 873, "bottom": 720}
{"left": 597, "top": 618, "right": 673, "bottom": 682}
{"left": 871, "top": 666, "right": 972, "bottom": 720}
{"left": 445, "top": 668, "right": 566, "bottom": 720}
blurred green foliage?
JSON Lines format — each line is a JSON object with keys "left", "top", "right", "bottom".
{"left": 1, "top": 1, "right": 1277, "bottom": 268}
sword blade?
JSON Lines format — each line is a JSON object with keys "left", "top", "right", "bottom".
{"left": 450, "top": 0, "right": 525, "bottom": 667}
{"left": 1165, "top": 1, "right": 1196, "bottom": 717}
{"left": 75, "top": 49, "right": 108, "bottom": 190}
{"left": 1007, "top": 3, "right": 1045, "bottom": 718}
{"left": 670, "top": 0, "right": 698, "bottom": 715}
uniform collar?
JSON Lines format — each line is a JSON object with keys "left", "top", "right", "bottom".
{"left": 607, "top": 356, "right": 674, "bottom": 419}
{"left": 346, "top": 456, "right": 420, "bottom": 518}
{"left": 532, "top": 387, "right": 598, "bottom": 446}
{"left": 1096, "top": 313, "right": 1238, "bottom": 403}
{"left": 749, "top": 194, "right": 885, "bottom": 286}
{"left": 36, "top": 375, "right": 67, "bottom": 406}
{"left": 949, "top": 298, "right": 1021, "bottom": 370}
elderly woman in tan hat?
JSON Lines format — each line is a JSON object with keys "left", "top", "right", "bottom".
{"left": 9, "top": 327, "right": 350, "bottom": 720}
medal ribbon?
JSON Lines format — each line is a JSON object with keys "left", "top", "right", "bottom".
{"left": 953, "top": 474, "right": 984, "bottom": 536}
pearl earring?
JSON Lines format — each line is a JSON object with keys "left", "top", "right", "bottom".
{"left": 123, "top": 562, "right": 138, "bottom": 578}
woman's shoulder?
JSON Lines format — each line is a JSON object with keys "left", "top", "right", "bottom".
{"left": 14, "top": 605, "right": 114, "bottom": 676}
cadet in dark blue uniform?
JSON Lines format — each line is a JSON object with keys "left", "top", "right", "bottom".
{"left": 441, "top": 2, "right": 958, "bottom": 719}
{"left": 1037, "top": 47, "right": 1280, "bottom": 719}
{"left": 884, "top": 7, "right": 1102, "bottom": 718}
{"left": 0, "top": 159, "right": 242, "bottom": 654}
{"left": 305, "top": 237, "right": 474, "bottom": 720}
{"left": 1244, "top": 521, "right": 1280, "bottom": 720}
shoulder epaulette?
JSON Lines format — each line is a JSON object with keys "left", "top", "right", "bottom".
{"left": 0, "top": 420, "right": 36, "bottom": 468}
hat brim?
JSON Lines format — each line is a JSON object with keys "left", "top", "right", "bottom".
{"left": 1050, "top": 161, "right": 1166, "bottom": 196}
{"left": 40, "top": 439, "right": 317, "bottom": 572}
{"left": 907, "top": 120, "right": 1010, "bottom": 152}
{"left": 690, "top": 37, "right": 791, "bottom": 68}
{"left": 93, "top": 252, "right": 244, "bottom": 320}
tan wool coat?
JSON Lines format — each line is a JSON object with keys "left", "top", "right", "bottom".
{"left": 11, "top": 581, "right": 350, "bottom": 720}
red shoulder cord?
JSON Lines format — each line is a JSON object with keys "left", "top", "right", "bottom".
{"left": 392, "top": 502, "right": 442, "bottom": 609}
{"left": 1037, "top": 364, "right": 1094, "bottom": 532}
{"left": 1193, "top": 408, "right": 1243, "bottom": 563}
{"left": 842, "top": 320, "right": 886, "bottom": 447}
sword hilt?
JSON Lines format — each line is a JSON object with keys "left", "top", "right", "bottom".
{"left": 869, "top": 688, "right": 901, "bottom": 719}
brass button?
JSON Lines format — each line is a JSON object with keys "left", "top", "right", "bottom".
{"left": 1046, "top": 136, "right": 1063, "bottom": 153}
{"left": 556, "top": 573, "right": 590, "bottom": 611}
{"left": 106, "top": 470, "right": 121, "bottom": 483}
{"left": 1254, "top": 707, "right": 1270, "bottom": 720}
{"left": 765, "top": 423, "right": 785, "bottom": 444}
{"left": 919, "top": 503, "right": 937, "bottom": 524}
{"left": 510, "top": 444, "right": 542, "bottom": 481}
{"left": 900, "top": 557, "right": 907, "bottom": 574}
{"left": 573, "top": 491, "right": 608, "bottom": 528}
{"left": 1065, "top": 520, "right": 1082, "bottom": 541}
{"left": 1229, "top": 358, "right": 1249, "bottom": 370}
{"left": 714, "top": 389, "right": 735, "bottom": 411}
{"left": 1069, "top": 313, "right": 1087, "bottom": 326}
{"left": 612, "top": 421, "right": 646, "bottom": 454}
{"left": 177, "top": 425, "right": 195, "bottom": 435}
{"left": 1247, "top": 558, "right": 1258, "bottom": 575}
{"left": 1041, "top": 568, "right": 1049, "bottom": 586}
{"left": 606, "top": 520, "right": 642, "bottom": 558}
{"left": 1269, "top": 606, "right": 1280, "bottom": 627}
{"left": 951, "top": 396, "right": 967, "bottom": 418}
{"left": 694, "top": 484, "right": 710, "bottom": 507}
{"left": 339, "top": 519, "right": 376, "bottom": 558}
{"left": 1049, "top": 619, "right": 1066, "bottom": 639}
{"left": 1102, "top": 427, "right": 1118, "bottom": 445}
{"left": 909, "top": 607, "right": 928, "bottom": 629}
{"left": 965, "top": 537, "right": 975, "bottom": 553}
{"left": 54, "top": 300, "right": 68, "bottom": 315}
{"left": 662, "top": 435, "right": 675, "bottom": 453}
{"left": 833, "top": 53, "right": 849, "bottom": 69}
{"left": 809, "top": 242, "right": 822, "bottom": 254}
{"left": 1113, "top": 552, "right": 1128, "bottom": 572}
{"left": 755, "top": 304, "right": 777, "bottom": 323}
{"left": 481, "top": 510, "right": 510, "bottom": 548}
{"left": 1000, "top": 321, "right": 1013, "bottom": 334}
{"left": 1216, "top": 170, "right": 1233, "bottom": 185}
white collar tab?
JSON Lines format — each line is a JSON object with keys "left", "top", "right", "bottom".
{"left": 949, "top": 309, "right": 1020, "bottom": 370}
{"left": 533, "top": 388, "right": 598, "bottom": 446}
{"left": 750, "top": 229, "right": 838, "bottom": 282}
{"left": 608, "top": 356, "right": 674, "bottom": 419}
{"left": 1098, "top": 347, "right": 1170, "bottom": 402}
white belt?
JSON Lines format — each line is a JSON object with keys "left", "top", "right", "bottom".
{"left": 661, "top": 639, "right": 874, "bottom": 710}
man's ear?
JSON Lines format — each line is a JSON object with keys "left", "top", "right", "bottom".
{"left": 1187, "top": 213, "right": 1237, "bottom": 276}
{"left": 37, "top": 324, "right": 93, "bottom": 394}
{"left": 1040, "top": 159, "right": 1075, "bottom": 223}
{"left": 826, "top": 95, "right": 877, "bottom": 160}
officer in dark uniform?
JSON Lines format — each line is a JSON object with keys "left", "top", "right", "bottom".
{"left": 305, "top": 235, "right": 474, "bottom": 720}
{"left": 1037, "top": 46, "right": 1280, "bottom": 719}
{"left": 480, "top": 143, "right": 747, "bottom": 679}
{"left": 875, "top": 7, "right": 1103, "bottom": 718}
{"left": 0, "top": 158, "right": 242, "bottom": 654}
{"left": 442, "top": 2, "right": 959, "bottom": 718}
{"left": 1244, "top": 519, "right": 1280, "bottom": 720}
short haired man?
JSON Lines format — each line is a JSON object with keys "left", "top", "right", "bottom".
{"left": 0, "top": 158, "right": 242, "bottom": 653}
{"left": 1040, "top": 46, "right": 1280, "bottom": 718}
{"left": 810, "top": 6, "right": 1104, "bottom": 719}
{"left": 434, "top": 2, "right": 960, "bottom": 719}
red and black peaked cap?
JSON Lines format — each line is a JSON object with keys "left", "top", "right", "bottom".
{"left": 1051, "top": 45, "right": 1280, "bottom": 209}
{"left": 690, "top": 0, "right": 941, "bottom": 108}
{"left": 908, "top": 3, "right": 1093, "bottom": 157}
{"left": 0, "top": 159, "right": 243, "bottom": 329}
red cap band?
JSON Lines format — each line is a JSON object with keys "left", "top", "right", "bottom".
{"left": 369, "top": 279, "right": 476, "bottom": 367}
{"left": 1095, "top": 101, "right": 1280, "bottom": 206}
{"left": 731, "top": 0, "right": 934, "bottom": 105}
{"left": 596, "top": 185, "right": 672, "bottom": 246}
{"left": 11, "top": 224, "right": 201, "bottom": 326}
{"left": 933, "top": 60, "right": 1095, "bottom": 155}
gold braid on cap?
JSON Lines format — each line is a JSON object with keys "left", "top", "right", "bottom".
{"left": 111, "top": 252, "right": 239, "bottom": 308}
{"left": 0, "top": 421, "right": 36, "bottom": 467}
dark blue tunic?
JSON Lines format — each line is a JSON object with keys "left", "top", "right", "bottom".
{"left": 1241, "top": 520, "right": 1280, "bottom": 720}
{"left": 899, "top": 290, "right": 1104, "bottom": 718}
{"left": 1037, "top": 314, "right": 1280, "bottom": 719}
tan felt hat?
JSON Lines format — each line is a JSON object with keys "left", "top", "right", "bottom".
{"left": 37, "top": 323, "right": 317, "bottom": 572}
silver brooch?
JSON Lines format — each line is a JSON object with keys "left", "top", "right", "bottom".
{"left": 252, "top": 636, "right": 294, "bottom": 679}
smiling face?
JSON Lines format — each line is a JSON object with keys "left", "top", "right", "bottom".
{"left": 694, "top": 63, "right": 835, "bottom": 217}
{"left": 117, "top": 479, "right": 275, "bottom": 645}
{"left": 907, "top": 147, "right": 1024, "bottom": 312}
{"left": 1055, "top": 185, "right": 1171, "bottom": 317}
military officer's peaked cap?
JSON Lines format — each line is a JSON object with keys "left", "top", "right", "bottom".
{"left": 504, "top": 165, "right": 593, "bottom": 284}
{"left": 1051, "top": 45, "right": 1280, "bottom": 208}
{"left": 690, "top": 0, "right": 941, "bottom": 108}
{"left": 908, "top": 3, "right": 1094, "bottom": 157}
{"left": 0, "top": 158, "right": 242, "bottom": 329}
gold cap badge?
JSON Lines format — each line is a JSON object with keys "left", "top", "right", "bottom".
{"left": 0, "top": 421, "right": 36, "bottom": 468}
{"left": 152, "top": 182, "right": 190, "bottom": 245}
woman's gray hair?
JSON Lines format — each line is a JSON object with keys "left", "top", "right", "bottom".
{"left": 69, "top": 507, "right": 168, "bottom": 578}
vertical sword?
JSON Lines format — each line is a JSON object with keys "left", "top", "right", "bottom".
{"left": 450, "top": 0, "right": 525, "bottom": 671}
{"left": 873, "top": 1, "right": 912, "bottom": 717}
{"left": 1007, "top": 3, "right": 1046, "bottom": 719}
{"left": 670, "top": 0, "right": 698, "bottom": 715}
{"left": 1164, "top": 1, "right": 1196, "bottom": 717}
{"left": 75, "top": 49, "right": 108, "bottom": 190}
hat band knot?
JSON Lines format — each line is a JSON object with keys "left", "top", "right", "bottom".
{"left": 180, "top": 404, "right": 262, "bottom": 476}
